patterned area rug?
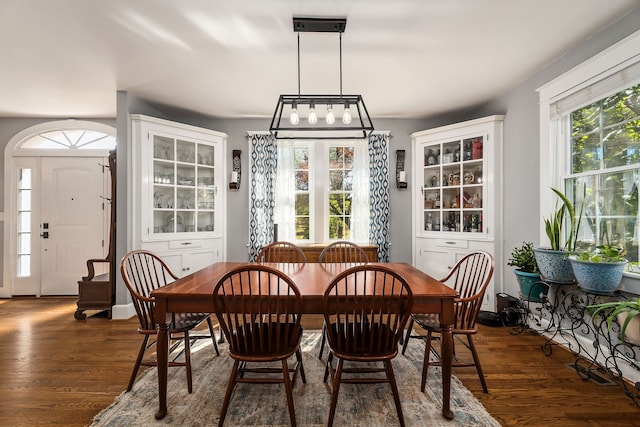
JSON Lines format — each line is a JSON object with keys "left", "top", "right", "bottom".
{"left": 92, "top": 331, "right": 499, "bottom": 426}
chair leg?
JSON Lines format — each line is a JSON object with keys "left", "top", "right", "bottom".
{"left": 420, "top": 330, "right": 433, "bottom": 392}
{"left": 282, "top": 359, "right": 297, "bottom": 427}
{"left": 467, "top": 334, "right": 488, "bottom": 393}
{"left": 296, "top": 348, "right": 307, "bottom": 383}
{"left": 218, "top": 359, "right": 240, "bottom": 427}
{"left": 323, "top": 352, "right": 334, "bottom": 383}
{"left": 401, "top": 318, "right": 414, "bottom": 355}
{"left": 207, "top": 316, "right": 220, "bottom": 356}
{"left": 327, "top": 358, "right": 344, "bottom": 427}
{"left": 385, "top": 359, "right": 405, "bottom": 427}
{"left": 184, "top": 330, "right": 193, "bottom": 394}
{"left": 127, "top": 334, "right": 150, "bottom": 391}
{"left": 318, "top": 323, "right": 327, "bottom": 359}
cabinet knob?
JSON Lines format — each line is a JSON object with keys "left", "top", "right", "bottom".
{"left": 181, "top": 242, "right": 192, "bottom": 245}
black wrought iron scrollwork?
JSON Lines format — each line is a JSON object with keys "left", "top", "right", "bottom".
{"left": 505, "top": 281, "right": 640, "bottom": 407}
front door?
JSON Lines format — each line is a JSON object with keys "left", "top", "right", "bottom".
{"left": 39, "top": 157, "right": 108, "bottom": 295}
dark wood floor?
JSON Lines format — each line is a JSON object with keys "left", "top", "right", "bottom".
{"left": 1, "top": 297, "right": 639, "bottom": 426}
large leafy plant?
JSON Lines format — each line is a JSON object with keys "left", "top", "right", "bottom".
{"left": 588, "top": 298, "right": 640, "bottom": 344}
{"left": 544, "top": 187, "right": 584, "bottom": 252}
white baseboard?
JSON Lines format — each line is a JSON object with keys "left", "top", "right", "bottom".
{"left": 112, "top": 302, "right": 136, "bottom": 320}
{"left": 527, "top": 316, "right": 640, "bottom": 384}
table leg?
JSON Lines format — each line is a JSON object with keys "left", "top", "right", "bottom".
{"left": 440, "top": 323, "right": 454, "bottom": 420}
{"left": 155, "top": 322, "right": 169, "bottom": 420}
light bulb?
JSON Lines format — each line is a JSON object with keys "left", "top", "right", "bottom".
{"left": 342, "top": 103, "right": 352, "bottom": 125}
{"left": 290, "top": 104, "right": 299, "bottom": 125}
{"left": 326, "top": 105, "right": 335, "bottom": 125}
{"left": 308, "top": 103, "right": 318, "bottom": 125}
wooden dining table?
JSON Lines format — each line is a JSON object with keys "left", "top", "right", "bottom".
{"left": 151, "top": 262, "right": 458, "bottom": 420}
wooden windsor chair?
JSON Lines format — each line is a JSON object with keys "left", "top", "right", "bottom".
{"left": 317, "top": 240, "right": 369, "bottom": 359}
{"left": 401, "top": 250, "right": 494, "bottom": 393}
{"left": 322, "top": 264, "right": 413, "bottom": 427}
{"left": 212, "top": 264, "right": 306, "bottom": 427}
{"left": 120, "top": 249, "right": 220, "bottom": 393}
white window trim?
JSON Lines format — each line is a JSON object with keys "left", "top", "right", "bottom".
{"left": 537, "top": 29, "right": 640, "bottom": 294}
{"left": 281, "top": 140, "right": 367, "bottom": 243}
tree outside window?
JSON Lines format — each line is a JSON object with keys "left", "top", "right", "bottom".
{"left": 568, "top": 84, "right": 640, "bottom": 262}
{"left": 328, "top": 146, "right": 354, "bottom": 240}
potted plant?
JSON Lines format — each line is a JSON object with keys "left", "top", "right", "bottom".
{"left": 508, "top": 242, "right": 547, "bottom": 302}
{"left": 569, "top": 245, "right": 628, "bottom": 295}
{"left": 533, "top": 187, "right": 584, "bottom": 284}
{"left": 587, "top": 297, "right": 640, "bottom": 345}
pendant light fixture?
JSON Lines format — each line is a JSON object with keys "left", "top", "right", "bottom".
{"left": 270, "top": 17, "right": 374, "bottom": 140}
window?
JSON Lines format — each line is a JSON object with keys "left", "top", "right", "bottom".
{"left": 276, "top": 141, "right": 368, "bottom": 242}
{"left": 19, "top": 129, "right": 116, "bottom": 150}
{"left": 328, "top": 146, "right": 355, "bottom": 239}
{"left": 17, "top": 168, "right": 32, "bottom": 277}
{"left": 565, "top": 85, "right": 640, "bottom": 261}
{"left": 539, "top": 30, "right": 640, "bottom": 289}
{"left": 294, "top": 146, "right": 310, "bottom": 239}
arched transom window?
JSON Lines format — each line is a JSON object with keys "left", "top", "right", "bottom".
{"left": 19, "top": 129, "right": 116, "bottom": 150}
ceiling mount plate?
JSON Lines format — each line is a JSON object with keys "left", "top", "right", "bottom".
{"left": 293, "top": 17, "right": 346, "bottom": 33}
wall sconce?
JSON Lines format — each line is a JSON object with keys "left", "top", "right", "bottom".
{"left": 229, "top": 149, "right": 241, "bottom": 190}
{"left": 396, "top": 150, "right": 407, "bottom": 189}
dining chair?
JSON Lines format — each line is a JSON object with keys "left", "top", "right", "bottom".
{"left": 212, "top": 264, "right": 306, "bottom": 427}
{"left": 120, "top": 249, "right": 220, "bottom": 393}
{"left": 322, "top": 264, "right": 413, "bottom": 427}
{"left": 317, "top": 240, "right": 369, "bottom": 359}
{"left": 255, "top": 241, "right": 307, "bottom": 264}
{"left": 401, "top": 250, "right": 494, "bottom": 393}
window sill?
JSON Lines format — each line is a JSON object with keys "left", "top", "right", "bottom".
{"left": 619, "top": 272, "right": 640, "bottom": 295}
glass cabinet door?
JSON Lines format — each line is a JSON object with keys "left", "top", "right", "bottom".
{"left": 421, "top": 134, "right": 485, "bottom": 235}
{"left": 151, "top": 134, "right": 218, "bottom": 236}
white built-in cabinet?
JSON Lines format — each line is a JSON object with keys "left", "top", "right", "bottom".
{"left": 411, "top": 115, "right": 503, "bottom": 311}
{"left": 131, "top": 115, "right": 227, "bottom": 276}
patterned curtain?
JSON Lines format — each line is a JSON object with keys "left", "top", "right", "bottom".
{"left": 248, "top": 133, "right": 277, "bottom": 261}
{"left": 368, "top": 132, "right": 390, "bottom": 262}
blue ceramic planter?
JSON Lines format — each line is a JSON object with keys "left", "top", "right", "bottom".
{"left": 568, "top": 258, "right": 627, "bottom": 295}
{"left": 533, "top": 248, "right": 576, "bottom": 284}
{"left": 514, "top": 270, "right": 547, "bottom": 302}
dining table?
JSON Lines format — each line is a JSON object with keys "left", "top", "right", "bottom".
{"left": 151, "top": 261, "right": 458, "bottom": 420}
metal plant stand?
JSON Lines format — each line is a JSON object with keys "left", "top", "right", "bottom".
{"left": 505, "top": 279, "right": 640, "bottom": 408}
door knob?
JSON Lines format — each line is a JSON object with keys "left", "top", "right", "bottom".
{"left": 40, "top": 232, "right": 49, "bottom": 239}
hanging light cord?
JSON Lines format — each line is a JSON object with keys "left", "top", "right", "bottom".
{"left": 339, "top": 32, "right": 343, "bottom": 98}
{"left": 297, "top": 32, "right": 301, "bottom": 98}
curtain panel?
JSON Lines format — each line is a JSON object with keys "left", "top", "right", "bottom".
{"left": 248, "top": 133, "right": 277, "bottom": 261}
{"left": 368, "top": 133, "right": 391, "bottom": 262}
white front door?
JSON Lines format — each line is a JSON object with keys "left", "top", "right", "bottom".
{"left": 39, "top": 157, "right": 107, "bottom": 295}
{"left": 10, "top": 156, "right": 108, "bottom": 296}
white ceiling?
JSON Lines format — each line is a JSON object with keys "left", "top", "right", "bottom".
{"left": 1, "top": 0, "right": 639, "bottom": 119}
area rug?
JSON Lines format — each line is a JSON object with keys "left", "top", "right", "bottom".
{"left": 91, "top": 331, "right": 500, "bottom": 426}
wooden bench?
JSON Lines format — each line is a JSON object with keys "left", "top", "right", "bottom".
{"left": 75, "top": 150, "right": 116, "bottom": 320}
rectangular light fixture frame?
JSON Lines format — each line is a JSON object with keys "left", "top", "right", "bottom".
{"left": 270, "top": 94, "right": 374, "bottom": 140}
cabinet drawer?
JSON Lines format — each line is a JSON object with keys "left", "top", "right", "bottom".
{"left": 433, "top": 239, "right": 468, "bottom": 249}
{"left": 168, "top": 239, "right": 203, "bottom": 249}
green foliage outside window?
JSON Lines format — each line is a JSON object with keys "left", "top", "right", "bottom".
{"left": 328, "top": 146, "right": 354, "bottom": 240}
{"left": 568, "top": 84, "right": 640, "bottom": 262}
